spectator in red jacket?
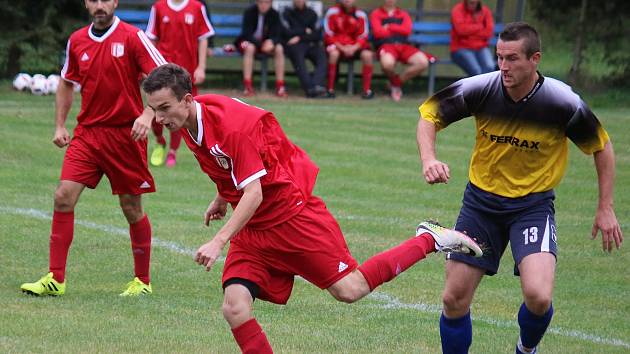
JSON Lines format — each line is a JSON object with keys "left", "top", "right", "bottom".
{"left": 450, "top": 0, "right": 495, "bottom": 76}
{"left": 323, "top": 0, "right": 374, "bottom": 99}
{"left": 370, "top": 0, "right": 430, "bottom": 101}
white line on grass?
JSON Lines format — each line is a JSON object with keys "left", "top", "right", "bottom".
{"left": 3, "top": 205, "right": 629, "bottom": 349}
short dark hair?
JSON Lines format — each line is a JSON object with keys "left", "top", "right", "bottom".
{"left": 499, "top": 21, "right": 541, "bottom": 58}
{"left": 143, "top": 63, "right": 192, "bottom": 100}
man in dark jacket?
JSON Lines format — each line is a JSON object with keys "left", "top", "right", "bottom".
{"left": 236, "top": 0, "right": 287, "bottom": 97}
{"left": 281, "top": 0, "right": 327, "bottom": 98}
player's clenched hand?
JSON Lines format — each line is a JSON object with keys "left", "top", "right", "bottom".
{"left": 422, "top": 159, "right": 450, "bottom": 184}
{"left": 53, "top": 126, "right": 71, "bottom": 147}
{"left": 193, "top": 66, "right": 205, "bottom": 85}
{"left": 592, "top": 206, "right": 623, "bottom": 253}
{"left": 131, "top": 110, "right": 154, "bottom": 141}
{"left": 204, "top": 197, "right": 228, "bottom": 225}
{"left": 194, "top": 238, "right": 225, "bottom": 271}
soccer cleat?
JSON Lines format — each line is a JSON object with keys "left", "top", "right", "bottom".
{"left": 21, "top": 272, "right": 65, "bottom": 296}
{"left": 150, "top": 144, "right": 166, "bottom": 166}
{"left": 416, "top": 221, "right": 483, "bottom": 257}
{"left": 275, "top": 85, "right": 288, "bottom": 98}
{"left": 165, "top": 151, "right": 176, "bottom": 168}
{"left": 325, "top": 89, "right": 336, "bottom": 98}
{"left": 119, "top": 277, "right": 152, "bottom": 296}
{"left": 516, "top": 336, "right": 537, "bottom": 354}
{"left": 361, "top": 89, "right": 375, "bottom": 99}
{"left": 390, "top": 86, "right": 402, "bottom": 102}
{"left": 243, "top": 87, "right": 255, "bottom": 97}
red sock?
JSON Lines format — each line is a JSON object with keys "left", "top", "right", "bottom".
{"left": 358, "top": 233, "right": 436, "bottom": 291}
{"left": 49, "top": 211, "right": 74, "bottom": 283}
{"left": 390, "top": 74, "right": 402, "bottom": 87}
{"left": 362, "top": 64, "right": 373, "bottom": 93}
{"left": 243, "top": 79, "right": 253, "bottom": 91}
{"left": 327, "top": 63, "right": 337, "bottom": 91}
{"left": 231, "top": 318, "right": 273, "bottom": 354}
{"left": 130, "top": 214, "right": 152, "bottom": 284}
{"left": 152, "top": 120, "right": 166, "bottom": 146}
{"left": 275, "top": 80, "right": 285, "bottom": 89}
{"left": 169, "top": 130, "right": 182, "bottom": 151}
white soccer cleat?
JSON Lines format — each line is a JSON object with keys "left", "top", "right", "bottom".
{"left": 416, "top": 221, "right": 483, "bottom": 257}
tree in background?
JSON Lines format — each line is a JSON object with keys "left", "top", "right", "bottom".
{"left": 528, "top": 0, "right": 630, "bottom": 86}
{"left": 0, "top": 0, "right": 85, "bottom": 78}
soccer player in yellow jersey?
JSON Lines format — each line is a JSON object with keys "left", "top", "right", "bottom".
{"left": 417, "top": 22, "right": 623, "bottom": 354}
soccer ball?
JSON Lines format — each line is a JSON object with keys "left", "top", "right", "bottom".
{"left": 46, "top": 74, "right": 61, "bottom": 94}
{"left": 13, "top": 73, "right": 32, "bottom": 91}
{"left": 30, "top": 74, "right": 49, "bottom": 95}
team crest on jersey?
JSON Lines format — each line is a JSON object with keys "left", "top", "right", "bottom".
{"left": 111, "top": 42, "right": 124, "bottom": 58}
{"left": 163, "top": 15, "right": 170, "bottom": 23}
{"left": 215, "top": 156, "right": 230, "bottom": 170}
{"left": 185, "top": 13, "right": 194, "bottom": 24}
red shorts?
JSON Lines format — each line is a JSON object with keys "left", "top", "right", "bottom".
{"left": 222, "top": 196, "right": 358, "bottom": 304}
{"left": 378, "top": 43, "right": 423, "bottom": 64}
{"left": 60, "top": 125, "right": 155, "bottom": 195}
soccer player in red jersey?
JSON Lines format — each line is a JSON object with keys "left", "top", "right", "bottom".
{"left": 145, "top": 0, "right": 215, "bottom": 167}
{"left": 20, "top": 0, "right": 167, "bottom": 297}
{"left": 323, "top": 0, "right": 374, "bottom": 99}
{"left": 370, "top": 0, "right": 431, "bottom": 101}
{"left": 142, "top": 63, "right": 482, "bottom": 353}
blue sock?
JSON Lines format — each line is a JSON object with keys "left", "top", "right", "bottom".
{"left": 518, "top": 302, "right": 554, "bottom": 350}
{"left": 440, "top": 311, "right": 472, "bottom": 354}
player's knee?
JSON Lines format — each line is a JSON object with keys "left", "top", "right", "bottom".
{"left": 275, "top": 44, "right": 284, "bottom": 55}
{"left": 442, "top": 290, "right": 471, "bottom": 314}
{"left": 330, "top": 284, "right": 363, "bottom": 303}
{"left": 119, "top": 197, "right": 143, "bottom": 223}
{"left": 523, "top": 292, "right": 552, "bottom": 315}
{"left": 222, "top": 300, "right": 251, "bottom": 322}
{"left": 53, "top": 187, "right": 76, "bottom": 210}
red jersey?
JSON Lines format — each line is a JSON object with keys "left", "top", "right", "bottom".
{"left": 323, "top": 4, "right": 370, "bottom": 48}
{"left": 61, "top": 17, "right": 167, "bottom": 126}
{"left": 182, "top": 95, "right": 319, "bottom": 229}
{"left": 369, "top": 7, "right": 412, "bottom": 48}
{"left": 450, "top": 1, "right": 494, "bottom": 52}
{"left": 145, "top": 0, "right": 214, "bottom": 76}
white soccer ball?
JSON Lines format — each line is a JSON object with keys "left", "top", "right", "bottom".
{"left": 46, "top": 74, "right": 61, "bottom": 94}
{"left": 30, "top": 74, "right": 49, "bottom": 95}
{"left": 13, "top": 73, "right": 32, "bottom": 91}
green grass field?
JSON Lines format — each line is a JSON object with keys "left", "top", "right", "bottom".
{"left": 0, "top": 86, "right": 628, "bottom": 353}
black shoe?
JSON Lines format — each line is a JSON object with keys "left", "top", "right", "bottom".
{"left": 325, "top": 89, "right": 336, "bottom": 98}
{"left": 361, "top": 90, "right": 375, "bottom": 99}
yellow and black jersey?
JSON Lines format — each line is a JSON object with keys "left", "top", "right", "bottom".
{"left": 419, "top": 71, "right": 609, "bottom": 198}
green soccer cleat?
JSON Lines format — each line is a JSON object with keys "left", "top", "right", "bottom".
{"left": 150, "top": 144, "right": 166, "bottom": 166}
{"left": 416, "top": 221, "right": 483, "bottom": 257}
{"left": 21, "top": 272, "right": 65, "bottom": 296}
{"left": 120, "top": 277, "right": 152, "bottom": 296}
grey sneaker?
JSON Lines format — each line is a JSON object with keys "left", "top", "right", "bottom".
{"left": 416, "top": 221, "right": 483, "bottom": 257}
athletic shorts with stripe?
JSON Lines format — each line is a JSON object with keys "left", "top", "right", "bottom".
{"left": 222, "top": 196, "right": 358, "bottom": 304}
{"left": 60, "top": 125, "right": 155, "bottom": 195}
{"left": 447, "top": 182, "right": 558, "bottom": 276}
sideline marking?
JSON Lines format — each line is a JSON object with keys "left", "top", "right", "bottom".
{"left": 3, "top": 206, "right": 628, "bottom": 349}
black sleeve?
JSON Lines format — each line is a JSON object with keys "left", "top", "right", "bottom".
{"left": 282, "top": 9, "right": 305, "bottom": 38}
{"left": 302, "top": 9, "right": 321, "bottom": 42}
{"left": 237, "top": 7, "right": 261, "bottom": 47}
{"left": 267, "top": 10, "right": 282, "bottom": 44}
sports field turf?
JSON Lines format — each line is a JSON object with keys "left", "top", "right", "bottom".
{"left": 0, "top": 86, "right": 628, "bottom": 353}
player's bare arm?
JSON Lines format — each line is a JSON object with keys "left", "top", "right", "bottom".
{"left": 131, "top": 106, "right": 155, "bottom": 141}
{"left": 194, "top": 38, "right": 208, "bottom": 85}
{"left": 204, "top": 194, "right": 228, "bottom": 225}
{"left": 53, "top": 79, "right": 75, "bottom": 148}
{"left": 195, "top": 179, "right": 263, "bottom": 271}
{"left": 417, "top": 118, "right": 450, "bottom": 184}
{"left": 591, "top": 141, "right": 623, "bottom": 252}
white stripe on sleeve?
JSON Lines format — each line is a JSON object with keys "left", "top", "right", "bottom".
{"left": 136, "top": 30, "right": 168, "bottom": 66}
{"left": 199, "top": 5, "right": 215, "bottom": 39}
{"left": 60, "top": 39, "right": 80, "bottom": 85}
{"left": 145, "top": 6, "right": 158, "bottom": 40}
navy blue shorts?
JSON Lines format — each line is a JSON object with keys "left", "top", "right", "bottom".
{"left": 448, "top": 183, "right": 558, "bottom": 276}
